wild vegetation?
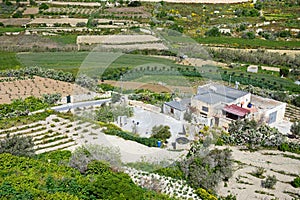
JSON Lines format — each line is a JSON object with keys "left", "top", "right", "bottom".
{"left": 221, "top": 119, "right": 300, "bottom": 154}
{"left": 0, "top": 96, "right": 57, "bottom": 120}
{"left": 0, "top": 152, "right": 173, "bottom": 200}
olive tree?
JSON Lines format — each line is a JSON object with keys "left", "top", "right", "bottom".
{"left": 181, "top": 142, "right": 233, "bottom": 191}
{"left": 69, "top": 144, "right": 121, "bottom": 174}
{"left": 0, "top": 134, "right": 35, "bottom": 157}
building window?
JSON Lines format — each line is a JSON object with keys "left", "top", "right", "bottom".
{"left": 202, "top": 106, "right": 209, "bottom": 112}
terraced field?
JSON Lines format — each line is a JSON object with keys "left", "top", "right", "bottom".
{"left": 285, "top": 104, "right": 300, "bottom": 122}
{"left": 0, "top": 114, "right": 102, "bottom": 154}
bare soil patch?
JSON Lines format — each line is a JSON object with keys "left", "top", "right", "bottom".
{"left": 23, "top": 7, "right": 39, "bottom": 15}
{"left": 0, "top": 18, "right": 30, "bottom": 26}
{"left": 0, "top": 76, "right": 89, "bottom": 104}
{"left": 105, "top": 6, "right": 151, "bottom": 18}
{"left": 102, "top": 80, "right": 194, "bottom": 93}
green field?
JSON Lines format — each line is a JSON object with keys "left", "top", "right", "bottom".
{"left": 17, "top": 52, "right": 88, "bottom": 75}
{"left": 0, "top": 52, "right": 22, "bottom": 70}
{"left": 16, "top": 52, "right": 182, "bottom": 76}
{"left": 0, "top": 27, "right": 25, "bottom": 34}
{"left": 45, "top": 34, "right": 78, "bottom": 45}
{"left": 195, "top": 37, "right": 300, "bottom": 49}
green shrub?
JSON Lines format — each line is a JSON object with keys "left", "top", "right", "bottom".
{"left": 251, "top": 167, "right": 266, "bottom": 178}
{"left": 39, "top": 3, "right": 49, "bottom": 10}
{"left": 155, "top": 165, "right": 185, "bottom": 180}
{"left": 195, "top": 188, "right": 218, "bottom": 200}
{"left": 205, "top": 27, "right": 221, "bottom": 37}
{"left": 291, "top": 177, "right": 300, "bottom": 188}
{"left": 86, "top": 160, "right": 111, "bottom": 175}
{"left": 103, "top": 127, "right": 159, "bottom": 147}
{"left": 261, "top": 175, "right": 277, "bottom": 189}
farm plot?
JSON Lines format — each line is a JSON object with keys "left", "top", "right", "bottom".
{"left": 39, "top": 1, "right": 102, "bottom": 7}
{"left": 77, "top": 35, "right": 162, "bottom": 45}
{"left": 0, "top": 76, "right": 89, "bottom": 104}
{"left": 105, "top": 6, "right": 151, "bottom": 18}
{"left": 43, "top": 7, "right": 100, "bottom": 16}
{"left": 27, "top": 18, "right": 88, "bottom": 27}
{"left": 0, "top": 114, "right": 103, "bottom": 154}
{"left": 23, "top": 7, "right": 39, "bottom": 15}
{"left": 0, "top": 18, "right": 31, "bottom": 26}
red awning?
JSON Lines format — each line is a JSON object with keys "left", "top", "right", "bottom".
{"left": 223, "top": 104, "right": 250, "bottom": 117}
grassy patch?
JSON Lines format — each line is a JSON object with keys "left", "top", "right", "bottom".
{"left": 16, "top": 51, "right": 88, "bottom": 75}
{"left": 16, "top": 52, "right": 181, "bottom": 77}
{"left": 0, "top": 27, "right": 25, "bottom": 34}
{"left": 45, "top": 34, "right": 77, "bottom": 45}
{"left": 0, "top": 51, "right": 23, "bottom": 70}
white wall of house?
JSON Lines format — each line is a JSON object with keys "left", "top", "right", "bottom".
{"left": 264, "top": 102, "right": 286, "bottom": 124}
{"left": 163, "top": 104, "right": 184, "bottom": 121}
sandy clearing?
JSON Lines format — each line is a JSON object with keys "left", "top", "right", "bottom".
{"left": 67, "top": 128, "right": 185, "bottom": 163}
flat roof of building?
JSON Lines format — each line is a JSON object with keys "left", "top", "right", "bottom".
{"left": 194, "top": 92, "right": 235, "bottom": 105}
{"left": 251, "top": 95, "right": 284, "bottom": 110}
{"left": 194, "top": 83, "right": 249, "bottom": 105}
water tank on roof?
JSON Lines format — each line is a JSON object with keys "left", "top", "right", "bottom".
{"left": 247, "top": 103, "right": 252, "bottom": 108}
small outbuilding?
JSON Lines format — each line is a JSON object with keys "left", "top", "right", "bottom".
{"left": 163, "top": 98, "right": 191, "bottom": 121}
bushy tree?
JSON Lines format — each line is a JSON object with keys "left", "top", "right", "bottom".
{"left": 292, "top": 96, "right": 300, "bottom": 107}
{"left": 181, "top": 145, "right": 233, "bottom": 191}
{"left": 205, "top": 27, "right": 221, "bottom": 37}
{"left": 96, "top": 104, "right": 133, "bottom": 123}
{"left": 111, "top": 92, "right": 121, "bottom": 103}
{"left": 128, "top": 0, "right": 141, "bottom": 7}
{"left": 291, "top": 121, "right": 300, "bottom": 136}
{"left": 12, "top": 10, "right": 22, "bottom": 18}
{"left": 75, "top": 74, "right": 97, "bottom": 90}
{"left": 0, "top": 134, "right": 35, "bottom": 157}
{"left": 69, "top": 144, "right": 121, "bottom": 174}
{"left": 224, "top": 120, "right": 284, "bottom": 148}
{"left": 280, "top": 68, "right": 289, "bottom": 77}
{"left": 42, "top": 93, "right": 62, "bottom": 105}
{"left": 39, "top": 3, "right": 49, "bottom": 10}
{"left": 150, "top": 125, "right": 171, "bottom": 142}
{"left": 76, "top": 22, "right": 86, "bottom": 27}
{"left": 242, "top": 31, "right": 255, "bottom": 39}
